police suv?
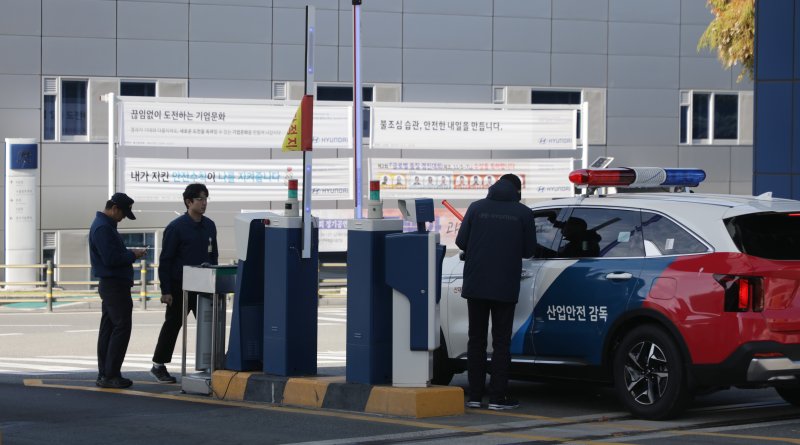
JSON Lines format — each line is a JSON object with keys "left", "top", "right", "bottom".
{"left": 436, "top": 167, "right": 800, "bottom": 419}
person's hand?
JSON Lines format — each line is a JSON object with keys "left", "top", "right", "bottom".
{"left": 160, "top": 294, "right": 173, "bottom": 305}
{"left": 132, "top": 248, "right": 147, "bottom": 259}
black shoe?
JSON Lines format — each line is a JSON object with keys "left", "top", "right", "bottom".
{"left": 488, "top": 396, "right": 519, "bottom": 411}
{"left": 98, "top": 376, "right": 133, "bottom": 389}
{"left": 95, "top": 374, "right": 103, "bottom": 387}
{"left": 150, "top": 365, "right": 177, "bottom": 383}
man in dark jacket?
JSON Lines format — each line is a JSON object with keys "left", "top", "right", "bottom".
{"left": 90, "top": 193, "right": 146, "bottom": 389}
{"left": 150, "top": 183, "right": 218, "bottom": 383}
{"left": 455, "top": 174, "right": 536, "bottom": 410}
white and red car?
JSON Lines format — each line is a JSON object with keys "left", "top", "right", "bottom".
{"left": 435, "top": 168, "right": 800, "bottom": 419}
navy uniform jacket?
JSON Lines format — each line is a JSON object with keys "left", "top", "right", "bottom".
{"left": 159, "top": 213, "right": 219, "bottom": 295}
{"left": 89, "top": 212, "right": 136, "bottom": 285}
{"left": 455, "top": 179, "right": 537, "bottom": 303}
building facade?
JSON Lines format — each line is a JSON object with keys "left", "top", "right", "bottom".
{"left": 0, "top": 0, "right": 753, "bottom": 284}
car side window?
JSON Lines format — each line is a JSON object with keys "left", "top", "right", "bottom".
{"left": 641, "top": 211, "right": 708, "bottom": 256}
{"left": 533, "top": 208, "right": 563, "bottom": 258}
{"left": 557, "top": 208, "right": 644, "bottom": 258}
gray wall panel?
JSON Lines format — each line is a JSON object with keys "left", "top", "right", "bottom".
{"left": 0, "top": 36, "right": 41, "bottom": 75}
{"left": 607, "top": 117, "right": 678, "bottom": 146}
{"left": 608, "top": 56, "right": 678, "bottom": 89}
{"left": 272, "top": 8, "right": 305, "bottom": 44}
{"left": 609, "top": 0, "right": 680, "bottom": 24}
{"left": 0, "top": 75, "right": 40, "bottom": 108}
{"left": 679, "top": 146, "right": 732, "bottom": 182}
{"left": 403, "top": 0, "right": 492, "bottom": 16}
{"left": 339, "top": 47, "right": 403, "bottom": 83}
{"left": 118, "top": 1, "right": 188, "bottom": 40}
{"left": 493, "top": 52, "right": 550, "bottom": 86}
{"left": 493, "top": 18, "right": 550, "bottom": 53}
{"left": 41, "top": 144, "right": 106, "bottom": 187}
{"left": 681, "top": 0, "right": 713, "bottom": 25}
{"left": 552, "top": 20, "right": 607, "bottom": 54}
{"left": 0, "top": 0, "right": 41, "bottom": 36}
{"left": 553, "top": 0, "right": 608, "bottom": 20}
{"left": 681, "top": 24, "right": 715, "bottom": 57}
{"left": 271, "top": 44, "right": 304, "bottom": 80}
{"left": 0, "top": 109, "right": 39, "bottom": 140}
{"left": 194, "top": 0, "right": 271, "bottom": 6}
{"left": 191, "top": 42, "right": 271, "bottom": 80}
{"left": 551, "top": 54, "right": 607, "bottom": 87}
{"left": 316, "top": 9, "right": 341, "bottom": 46}
{"left": 607, "top": 88, "right": 677, "bottom": 118}
{"left": 494, "top": 0, "right": 551, "bottom": 19}
{"left": 118, "top": 40, "right": 188, "bottom": 78}
{"left": 189, "top": 79, "right": 270, "bottom": 99}
{"left": 314, "top": 45, "right": 340, "bottom": 82}
{"left": 607, "top": 146, "right": 679, "bottom": 167}
{"left": 274, "top": 0, "right": 337, "bottom": 9}
{"left": 43, "top": 38, "right": 115, "bottom": 76}
{"left": 42, "top": 186, "right": 108, "bottom": 230}
{"left": 696, "top": 181, "right": 730, "bottom": 194}
{"left": 609, "top": 23, "right": 679, "bottom": 56}
{"left": 43, "top": 0, "right": 116, "bottom": 38}
{"left": 680, "top": 57, "right": 734, "bottom": 90}
{"left": 340, "top": 0, "right": 401, "bottom": 13}
{"left": 403, "top": 49, "right": 492, "bottom": 85}
{"left": 404, "top": 14, "right": 492, "bottom": 51}
{"left": 731, "top": 146, "right": 754, "bottom": 178}
{"left": 402, "top": 84, "right": 491, "bottom": 103}
{"left": 730, "top": 182, "right": 752, "bottom": 195}
{"left": 339, "top": 11, "right": 402, "bottom": 48}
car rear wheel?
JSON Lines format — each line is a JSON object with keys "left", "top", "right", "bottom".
{"left": 432, "top": 331, "right": 455, "bottom": 385}
{"left": 613, "top": 324, "right": 691, "bottom": 419}
{"left": 776, "top": 386, "right": 800, "bottom": 406}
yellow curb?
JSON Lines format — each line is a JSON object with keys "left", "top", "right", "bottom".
{"left": 365, "top": 385, "right": 464, "bottom": 418}
{"left": 211, "top": 370, "right": 252, "bottom": 401}
{"left": 283, "top": 377, "right": 332, "bottom": 408}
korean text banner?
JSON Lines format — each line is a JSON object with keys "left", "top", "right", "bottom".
{"left": 123, "top": 157, "right": 352, "bottom": 202}
{"left": 370, "top": 158, "right": 574, "bottom": 199}
{"left": 370, "top": 107, "right": 576, "bottom": 149}
{"left": 119, "top": 101, "right": 352, "bottom": 149}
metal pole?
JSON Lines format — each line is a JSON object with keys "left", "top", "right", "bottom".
{"left": 107, "top": 93, "right": 115, "bottom": 197}
{"left": 139, "top": 259, "right": 147, "bottom": 310}
{"left": 581, "top": 101, "right": 589, "bottom": 169}
{"left": 45, "top": 260, "right": 53, "bottom": 312}
{"left": 302, "top": 6, "right": 316, "bottom": 259}
{"left": 353, "top": 0, "right": 363, "bottom": 219}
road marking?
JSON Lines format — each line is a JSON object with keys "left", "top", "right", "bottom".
{"left": 65, "top": 329, "right": 97, "bottom": 333}
{"left": 0, "top": 333, "right": 22, "bottom": 336}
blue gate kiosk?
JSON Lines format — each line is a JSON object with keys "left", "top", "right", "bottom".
{"left": 384, "top": 199, "right": 446, "bottom": 387}
{"left": 263, "top": 214, "right": 319, "bottom": 376}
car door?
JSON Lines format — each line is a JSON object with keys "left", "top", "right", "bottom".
{"left": 532, "top": 207, "right": 645, "bottom": 365}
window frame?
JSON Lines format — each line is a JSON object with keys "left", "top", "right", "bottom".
{"left": 530, "top": 87, "right": 584, "bottom": 144}
{"left": 680, "top": 90, "right": 742, "bottom": 145}
{"left": 640, "top": 210, "right": 712, "bottom": 257}
{"left": 555, "top": 206, "right": 646, "bottom": 259}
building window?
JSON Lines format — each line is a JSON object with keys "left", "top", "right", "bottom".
{"left": 317, "top": 85, "right": 374, "bottom": 138}
{"left": 121, "top": 81, "right": 156, "bottom": 97}
{"left": 61, "top": 80, "right": 88, "bottom": 137}
{"left": 680, "top": 91, "right": 740, "bottom": 144}
{"left": 531, "top": 89, "right": 582, "bottom": 139}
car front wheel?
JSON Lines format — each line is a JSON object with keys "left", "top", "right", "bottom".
{"left": 613, "top": 324, "right": 691, "bottom": 420}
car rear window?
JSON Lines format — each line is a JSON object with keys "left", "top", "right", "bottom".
{"left": 725, "top": 212, "right": 800, "bottom": 260}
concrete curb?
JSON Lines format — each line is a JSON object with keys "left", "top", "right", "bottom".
{"left": 212, "top": 370, "right": 464, "bottom": 418}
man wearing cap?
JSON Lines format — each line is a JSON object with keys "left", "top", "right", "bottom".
{"left": 455, "top": 174, "right": 536, "bottom": 411}
{"left": 89, "top": 192, "right": 146, "bottom": 389}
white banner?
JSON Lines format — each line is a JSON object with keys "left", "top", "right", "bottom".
{"left": 119, "top": 101, "right": 352, "bottom": 149}
{"left": 370, "top": 158, "right": 575, "bottom": 199}
{"left": 123, "top": 157, "right": 353, "bottom": 202}
{"left": 370, "top": 107, "right": 576, "bottom": 150}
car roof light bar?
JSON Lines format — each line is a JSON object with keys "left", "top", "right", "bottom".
{"left": 569, "top": 167, "right": 706, "bottom": 189}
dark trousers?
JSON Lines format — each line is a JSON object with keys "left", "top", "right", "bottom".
{"left": 152, "top": 282, "right": 197, "bottom": 365}
{"left": 97, "top": 278, "right": 133, "bottom": 379}
{"left": 467, "top": 298, "right": 516, "bottom": 402}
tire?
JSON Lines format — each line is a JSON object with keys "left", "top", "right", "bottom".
{"left": 612, "top": 324, "right": 691, "bottom": 420}
{"left": 776, "top": 387, "right": 800, "bottom": 406}
{"left": 432, "top": 331, "right": 455, "bottom": 385}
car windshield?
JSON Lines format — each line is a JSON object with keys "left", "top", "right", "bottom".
{"left": 725, "top": 212, "right": 800, "bottom": 260}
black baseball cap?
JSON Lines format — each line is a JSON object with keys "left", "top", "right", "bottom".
{"left": 110, "top": 192, "right": 136, "bottom": 220}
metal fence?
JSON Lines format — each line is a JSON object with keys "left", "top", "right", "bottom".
{"left": 0, "top": 261, "right": 347, "bottom": 312}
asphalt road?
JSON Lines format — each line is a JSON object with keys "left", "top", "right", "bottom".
{"left": 1, "top": 304, "right": 800, "bottom": 444}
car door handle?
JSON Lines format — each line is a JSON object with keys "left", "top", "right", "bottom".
{"left": 520, "top": 271, "right": 534, "bottom": 280}
{"left": 605, "top": 272, "right": 633, "bottom": 280}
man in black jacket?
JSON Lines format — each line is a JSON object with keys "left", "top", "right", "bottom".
{"left": 455, "top": 174, "right": 536, "bottom": 410}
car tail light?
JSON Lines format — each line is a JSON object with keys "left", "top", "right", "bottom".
{"left": 714, "top": 274, "right": 764, "bottom": 312}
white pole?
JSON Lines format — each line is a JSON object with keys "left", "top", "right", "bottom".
{"left": 302, "top": 6, "right": 315, "bottom": 259}
{"left": 581, "top": 101, "right": 589, "bottom": 169}
{"left": 352, "top": 0, "right": 363, "bottom": 219}
{"left": 107, "top": 92, "right": 116, "bottom": 197}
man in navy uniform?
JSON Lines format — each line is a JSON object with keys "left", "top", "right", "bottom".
{"left": 150, "top": 183, "right": 218, "bottom": 383}
{"left": 90, "top": 192, "right": 146, "bottom": 389}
